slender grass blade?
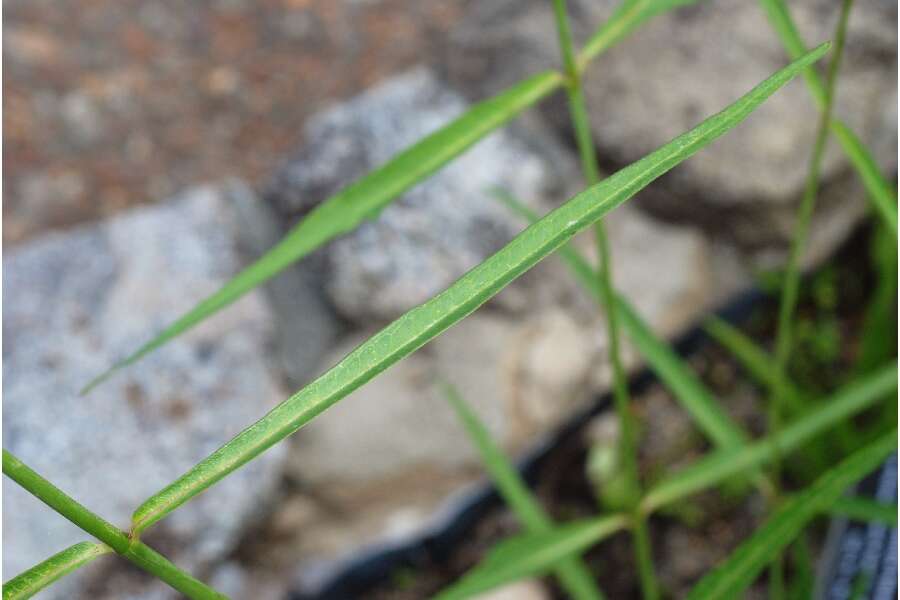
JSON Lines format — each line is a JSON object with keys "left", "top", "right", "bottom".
{"left": 2, "top": 543, "right": 110, "bottom": 600}
{"left": 642, "top": 363, "right": 897, "bottom": 512}
{"left": 2, "top": 451, "right": 226, "bottom": 600}
{"left": 685, "top": 431, "right": 897, "bottom": 600}
{"left": 434, "top": 515, "right": 628, "bottom": 600}
{"left": 828, "top": 496, "right": 898, "bottom": 527}
{"left": 441, "top": 382, "right": 604, "bottom": 600}
{"left": 758, "top": 0, "right": 897, "bottom": 236}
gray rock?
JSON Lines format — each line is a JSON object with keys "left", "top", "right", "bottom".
{"left": 266, "top": 67, "right": 575, "bottom": 324}
{"left": 3, "top": 184, "right": 288, "bottom": 599}
{"left": 439, "top": 0, "right": 896, "bottom": 251}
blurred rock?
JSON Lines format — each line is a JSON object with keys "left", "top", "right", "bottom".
{"left": 475, "top": 579, "right": 551, "bottom": 600}
{"left": 266, "top": 67, "right": 574, "bottom": 324}
{"left": 440, "top": 0, "right": 897, "bottom": 254}
{"left": 2, "top": 184, "right": 288, "bottom": 599}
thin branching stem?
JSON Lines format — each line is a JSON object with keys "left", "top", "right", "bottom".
{"left": 766, "top": 10, "right": 852, "bottom": 597}
{"left": 768, "top": 0, "right": 853, "bottom": 564}
{"left": 2, "top": 450, "right": 226, "bottom": 600}
{"left": 772, "top": 0, "right": 854, "bottom": 421}
{"left": 551, "top": 0, "right": 638, "bottom": 502}
{"left": 767, "top": 7, "right": 852, "bottom": 593}
{"left": 632, "top": 518, "right": 660, "bottom": 600}
{"left": 552, "top": 1, "right": 657, "bottom": 597}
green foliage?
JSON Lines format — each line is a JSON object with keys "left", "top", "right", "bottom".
{"left": 642, "top": 364, "right": 896, "bottom": 512}
{"left": 2, "top": 451, "right": 226, "bottom": 599}
{"left": 435, "top": 515, "right": 629, "bottom": 600}
{"left": 441, "top": 382, "right": 605, "bottom": 600}
{"left": 3, "top": 543, "right": 110, "bottom": 600}
{"left": 684, "top": 431, "right": 897, "bottom": 600}
{"left": 758, "top": 0, "right": 898, "bottom": 237}
{"left": 440, "top": 366, "right": 896, "bottom": 599}
{"left": 8, "top": 0, "right": 895, "bottom": 597}
{"left": 828, "top": 496, "right": 899, "bottom": 527}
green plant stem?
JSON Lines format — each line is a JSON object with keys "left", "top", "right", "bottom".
{"left": 767, "top": 5, "right": 852, "bottom": 595}
{"left": 552, "top": 3, "right": 657, "bottom": 596}
{"left": 632, "top": 518, "right": 661, "bottom": 600}
{"left": 441, "top": 382, "right": 604, "bottom": 600}
{"left": 772, "top": 0, "right": 853, "bottom": 428}
{"left": 552, "top": 0, "right": 639, "bottom": 503}
{"left": 2, "top": 450, "right": 226, "bottom": 600}
{"left": 758, "top": 0, "right": 897, "bottom": 237}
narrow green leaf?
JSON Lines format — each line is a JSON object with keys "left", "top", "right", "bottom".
{"left": 441, "top": 382, "right": 604, "bottom": 600}
{"left": 702, "top": 315, "right": 838, "bottom": 475}
{"left": 2, "top": 451, "right": 226, "bottom": 600}
{"left": 703, "top": 316, "right": 805, "bottom": 415}
{"left": 827, "top": 496, "right": 898, "bottom": 527}
{"left": 435, "top": 515, "right": 629, "bottom": 600}
{"left": 80, "top": 70, "right": 563, "bottom": 394}
{"left": 131, "top": 45, "right": 830, "bottom": 535}
{"left": 786, "top": 537, "right": 815, "bottom": 600}
{"left": 3, "top": 542, "right": 110, "bottom": 600}
{"left": 758, "top": 0, "right": 898, "bottom": 236}
{"left": 84, "top": 0, "right": 706, "bottom": 393}
{"left": 642, "top": 363, "right": 897, "bottom": 512}
{"left": 494, "top": 191, "right": 746, "bottom": 449}
{"left": 685, "top": 431, "right": 897, "bottom": 600}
